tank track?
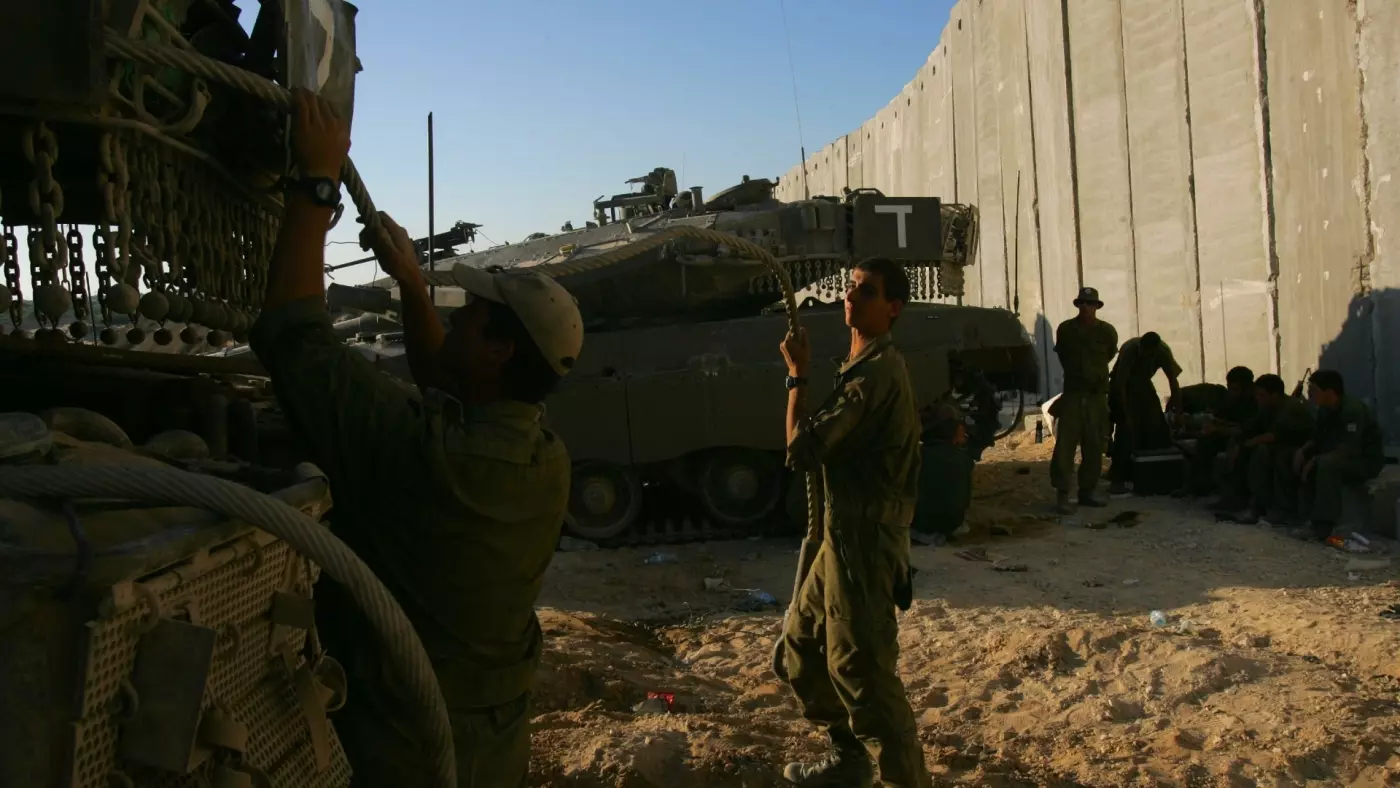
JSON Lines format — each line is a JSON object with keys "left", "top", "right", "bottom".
{"left": 581, "top": 512, "right": 798, "bottom": 549}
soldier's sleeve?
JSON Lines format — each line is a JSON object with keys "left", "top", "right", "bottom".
{"left": 1053, "top": 321, "right": 1067, "bottom": 354}
{"left": 1159, "top": 343, "right": 1184, "bottom": 378}
{"left": 249, "top": 296, "right": 428, "bottom": 492}
{"left": 788, "top": 373, "right": 875, "bottom": 471}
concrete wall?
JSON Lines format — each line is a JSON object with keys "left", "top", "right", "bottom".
{"left": 774, "top": 0, "right": 1398, "bottom": 440}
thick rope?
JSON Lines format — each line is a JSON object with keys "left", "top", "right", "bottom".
{"left": 0, "top": 464, "right": 456, "bottom": 788}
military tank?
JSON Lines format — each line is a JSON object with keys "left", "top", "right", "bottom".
{"left": 328, "top": 169, "right": 1039, "bottom": 545}
{"left": 0, "top": 3, "right": 459, "bottom": 786}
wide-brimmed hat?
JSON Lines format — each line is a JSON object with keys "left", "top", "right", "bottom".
{"left": 1072, "top": 286, "right": 1103, "bottom": 308}
{"left": 423, "top": 263, "right": 584, "bottom": 376}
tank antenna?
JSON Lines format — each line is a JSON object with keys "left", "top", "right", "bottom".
{"left": 778, "top": 0, "right": 809, "bottom": 200}
{"left": 427, "top": 111, "right": 436, "bottom": 305}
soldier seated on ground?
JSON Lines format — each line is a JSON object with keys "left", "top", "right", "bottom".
{"left": 911, "top": 402, "right": 974, "bottom": 544}
{"left": 1290, "top": 369, "right": 1384, "bottom": 541}
{"left": 1212, "top": 373, "right": 1314, "bottom": 525}
{"left": 1176, "top": 366, "right": 1256, "bottom": 497}
{"left": 946, "top": 356, "right": 999, "bottom": 462}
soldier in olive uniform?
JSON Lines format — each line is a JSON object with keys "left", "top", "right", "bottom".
{"left": 1180, "top": 366, "right": 1256, "bottom": 496}
{"left": 779, "top": 257, "right": 931, "bottom": 788}
{"left": 1214, "top": 373, "right": 1314, "bottom": 523}
{"left": 1049, "top": 287, "right": 1119, "bottom": 514}
{"left": 912, "top": 402, "right": 974, "bottom": 542}
{"left": 1294, "top": 370, "right": 1384, "bottom": 540}
{"left": 946, "top": 356, "right": 999, "bottom": 461}
{"left": 1106, "top": 332, "right": 1183, "bottom": 494}
{"left": 250, "top": 91, "right": 584, "bottom": 787}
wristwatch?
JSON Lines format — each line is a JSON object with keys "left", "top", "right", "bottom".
{"left": 785, "top": 375, "right": 808, "bottom": 391}
{"left": 280, "top": 175, "right": 342, "bottom": 209}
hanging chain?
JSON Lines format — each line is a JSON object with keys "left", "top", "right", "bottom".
{"left": 3, "top": 225, "right": 21, "bottom": 329}
{"left": 24, "top": 122, "right": 72, "bottom": 330}
{"left": 66, "top": 226, "right": 90, "bottom": 339}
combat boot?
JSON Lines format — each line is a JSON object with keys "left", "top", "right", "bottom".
{"left": 1055, "top": 491, "right": 1074, "bottom": 515}
{"left": 1078, "top": 490, "right": 1107, "bottom": 508}
{"left": 783, "top": 749, "right": 874, "bottom": 787}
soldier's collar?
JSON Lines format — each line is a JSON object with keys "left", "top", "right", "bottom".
{"left": 837, "top": 332, "right": 892, "bottom": 375}
{"left": 424, "top": 388, "right": 544, "bottom": 424}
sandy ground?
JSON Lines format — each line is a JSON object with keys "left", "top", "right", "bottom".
{"left": 527, "top": 435, "right": 1400, "bottom": 787}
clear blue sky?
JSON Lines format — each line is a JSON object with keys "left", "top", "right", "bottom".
{"left": 239, "top": 0, "right": 958, "bottom": 285}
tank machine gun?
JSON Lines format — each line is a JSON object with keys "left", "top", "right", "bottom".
{"left": 334, "top": 170, "right": 1037, "bottom": 544}
{"left": 0, "top": 2, "right": 460, "bottom": 786}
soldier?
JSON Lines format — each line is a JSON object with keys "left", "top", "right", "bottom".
{"left": 1214, "top": 373, "right": 1313, "bottom": 523}
{"left": 1293, "top": 370, "right": 1384, "bottom": 540}
{"left": 1180, "top": 366, "right": 1256, "bottom": 496}
{"left": 912, "top": 402, "right": 974, "bottom": 542}
{"left": 1106, "top": 332, "right": 1182, "bottom": 495}
{"left": 249, "top": 90, "right": 584, "bottom": 787}
{"left": 778, "top": 257, "right": 931, "bottom": 788}
{"left": 946, "top": 356, "right": 999, "bottom": 461}
{"left": 1049, "top": 287, "right": 1119, "bottom": 514}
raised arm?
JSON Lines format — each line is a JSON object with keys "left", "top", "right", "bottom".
{"left": 361, "top": 213, "right": 451, "bottom": 392}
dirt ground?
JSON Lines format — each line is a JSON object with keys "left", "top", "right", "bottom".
{"left": 528, "top": 434, "right": 1400, "bottom": 787}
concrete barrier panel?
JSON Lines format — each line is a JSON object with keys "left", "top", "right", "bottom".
{"left": 948, "top": 0, "right": 984, "bottom": 307}
{"left": 1264, "top": 0, "right": 1369, "bottom": 392}
{"left": 846, "top": 121, "right": 865, "bottom": 191}
{"left": 1026, "top": 0, "right": 1079, "bottom": 394}
{"left": 831, "top": 136, "right": 848, "bottom": 198}
{"left": 1121, "top": 0, "right": 1205, "bottom": 390}
{"left": 973, "top": 0, "right": 1008, "bottom": 310}
{"left": 1182, "top": 0, "right": 1276, "bottom": 382}
{"left": 925, "top": 39, "right": 955, "bottom": 204}
{"left": 1359, "top": 0, "right": 1400, "bottom": 438}
{"left": 993, "top": 0, "right": 1043, "bottom": 342}
{"left": 1066, "top": 0, "right": 1138, "bottom": 337}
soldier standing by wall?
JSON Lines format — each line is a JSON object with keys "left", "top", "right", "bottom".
{"left": 777, "top": 258, "right": 931, "bottom": 788}
{"left": 1048, "top": 287, "right": 1119, "bottom": 515}
{"left": 250, "top": 90, "right": 585, "bottom": 787}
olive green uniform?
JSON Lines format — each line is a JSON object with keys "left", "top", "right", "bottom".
{"left": 1223, "top": 398, "right": 1313, "bottom": 516}
{"left": 912, "top": 404, "right": 973, "bottom": 538}
{"left": 1107, "top": 337, "right": 1182, "bottom": 484}
{"left": 1302, "top": 396, "right": 1383, "bottom": 531}
{"left": 951, "top": 366, "right": 999, "bottom": 461}
{"left": 250, "top": 298, "right": 570, "bottom": 788}
{"left": 1050, "top": 317, "right": 1119, "bottom": 495}
{"left": 1186, "top": 390, "right": 1257, "bottom": 495}
{"left": 780, "top": 333, "right": 931, "bottom": 788}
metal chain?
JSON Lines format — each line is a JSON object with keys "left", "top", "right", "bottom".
{"left": 3, "top": 226, "right": 21, "bottom": 328}
{"left": 66, "top": 226, "right": 90, "bottom": 338}
{"left": 24, "top": 122, "right": 71, "bottom": 328}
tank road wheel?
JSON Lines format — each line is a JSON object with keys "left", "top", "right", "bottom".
{"left": 697, "top": 448, "right": 783, "bottom": 527}
{"left": 567, "top": 461, "right": 643, "bottom": 541}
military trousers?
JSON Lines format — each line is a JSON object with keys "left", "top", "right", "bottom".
{"left": 1240, "top": 443, "right": 1303, "bottom": 518}
{"left": 1301, "top": 452, "right": 1381, "bottom": 527}
{"left": 780, "top": 521, "right": 931, "bottom": 788}
{"left": 1049, "top": 393, "right": 1109, "bottom": 495}
{"left": 1108, "top": 387, "right": 1173, "bottom": 484}
{"left": 339, "top": 674, "right": 532, "bottom": 788}
{"left": 911, "top": 442, "right": 973, "bottom": 537}
{"left": 1189, "top": 432, "right": 1232, "bottom": 495}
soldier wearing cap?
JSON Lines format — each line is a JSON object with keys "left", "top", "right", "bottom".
{"left": 250, "top": 90, "right": 582, "bottom": 786}
{"left": 1049, "top": 287, "right": 1118, "bottom": 514}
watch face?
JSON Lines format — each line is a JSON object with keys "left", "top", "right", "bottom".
{"left": 315, "top": 180, "right": 336, "bottom": 201}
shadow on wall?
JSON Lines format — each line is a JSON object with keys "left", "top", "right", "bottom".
{"left": 1318, "top": 287, "right": 1398, "bottom": 443}
{"left": 1033, "top": 312, "right": 1063, "bottom": 403}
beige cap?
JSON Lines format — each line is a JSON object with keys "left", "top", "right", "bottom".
{"left": 424, "top": 263, "right": 584, "bottom": 376}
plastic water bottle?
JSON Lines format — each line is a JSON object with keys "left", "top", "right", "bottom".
{"left": 1149, "top": 610, "right": 1169, "bottom": 628}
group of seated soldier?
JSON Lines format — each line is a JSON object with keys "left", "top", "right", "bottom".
{"left": 1171, "top": 367, "right": 1385, "bottom": 542}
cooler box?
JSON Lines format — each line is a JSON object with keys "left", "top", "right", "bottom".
{"left": 1132, "top": 447, "right": 1186, "bottom": 495}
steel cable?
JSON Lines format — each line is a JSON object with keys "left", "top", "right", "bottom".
{"left": 0, "top": 463, "right": 456, "bottom": 788}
